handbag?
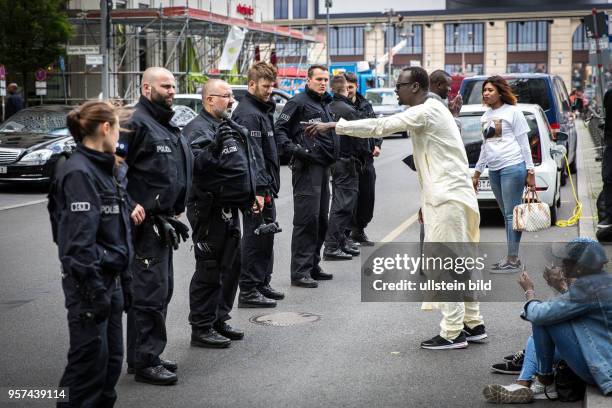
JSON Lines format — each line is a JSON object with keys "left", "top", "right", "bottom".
{"left": 545, "top": 360, "right": 586, "bottom": 402}
{"left": 512, "top": 189, "right": 551, "bottom": 232}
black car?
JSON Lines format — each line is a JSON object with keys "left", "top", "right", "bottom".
{"left": 0, "top": 105, "right": 75, "bottom": 184}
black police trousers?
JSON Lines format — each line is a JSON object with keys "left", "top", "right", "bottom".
{"left": 603, "top": 144, "right": 612, "bottom": 217}
{"left": 187, "top": 204, "right": 241, "bottom": 330}
{"left": 126, "top": 220, "right": 174, "bottom": 369}
{"left": 353, "top": 159, "right": 376, "bottom": 232}
{"left": 58, "top": 276, "right": 123, "bottom": 408}
{"left": 239, "top": 198, "right": 276, "bottom": 292}
{"left": 325, "top": 158, "right": 359, "bottom": 251}
{"left": 291, "top": 161, "right": 330, "bottom": 280}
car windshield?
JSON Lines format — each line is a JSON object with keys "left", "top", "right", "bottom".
{"left": 174, "top": 97, "right": 203, "bottom": 114}
{"left": 0, "top": 109, "right": 68, "bottom": 133}
{"left": 365, "top": 91, "right": 397, "bottom": 106}
{"left": 462, "top": 78, "right": 551, "bottom": 111}
{"left": 459, "top": 111, "right": 542, "bottom": 166}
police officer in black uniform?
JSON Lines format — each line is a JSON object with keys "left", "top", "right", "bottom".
{"left": 49, "top": 101, "right": 145, "bottom": 407}
{"left": 323, "top": 75, "right": 368, "bottom": 260}
{"left": 118, "top": 67, "right": 193, "bottom": 385}
{"left": 275, "top": 64, "right": 337, "bottom": 288}
{"left": 345, "top": 72, "right": 380, "bottom": 247}
{"left": 233, "top": 62, "right": 284, "bottom": 308}
{"left": 183, "top": 78, "right": 255, "bottom": 348}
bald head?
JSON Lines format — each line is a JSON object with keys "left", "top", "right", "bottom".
{"left": 202, "top": 79, "right": 234, "bottom": 119}
{"left": 141, "top": 67, "right": 176, "bottom": 108}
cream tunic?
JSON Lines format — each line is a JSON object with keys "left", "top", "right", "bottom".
{"left": 336, "top": 98, "right": 480, "bottom": 241}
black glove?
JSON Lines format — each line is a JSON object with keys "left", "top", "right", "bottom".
{"left": 292, "top": 145, "right": 313, "bottom": 163}
{"left": 164, "top": 217, "right": 190, "bottom": 243}
{"left": 81, "top": 289, "right": 111, "bottom": 324}
{"left": 212, "top": 124, "right": 237, "bottom": 157}
{"left": 153, "top": 215, "right": 179, "bottom": 250}
{"left": 122, "top": 280, "right": 133, "bottom": 313}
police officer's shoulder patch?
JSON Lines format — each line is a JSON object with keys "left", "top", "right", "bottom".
{"left": 250, "top": 131, "right": 262, "bottom": 138}
{"left": 70, "top": 202, "right": 91, "bottom": 212}
{"left": 279, "top": 113, "right": 290, "bottom": 122}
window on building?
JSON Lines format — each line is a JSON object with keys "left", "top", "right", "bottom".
{"left": 115, "top": 0, "right": 127, "bottom": 8}
{"left": 507, "top": 62, "right": 548, "bottom": 73}
{"left": 507, "top": 21, "right": 548, "bottom": 52}
{"left": 383, "top": 24, "right": 423, "bottom": 54}
{"left": 138, "top": 2, "right": 149, "bottom": 8}
{"left": 572, "top": 24, "right": 589, "bottom": 51}
{"left": 274, "top": 0, "right": 288, "bottom": 19}
{"left": 444, "top": 64, "right": 483, "bottom": 75}
{"left": 276, "top": 42, "right": 308, "bottom": 58}
{"left": 329, "top": 26, "right": 364, "bottom": 56}
{"left": 293, "top": 0, "right": 308, "bottom": 19}
{"left": 444, "top": 23, "right": 484, "bottom": 53}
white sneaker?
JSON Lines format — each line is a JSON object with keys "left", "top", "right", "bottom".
{"left": 483, "top": 384, "right": 534, "bottom": 404}
{"left": 530, "top": 379, "right": 557, "bottom": 400}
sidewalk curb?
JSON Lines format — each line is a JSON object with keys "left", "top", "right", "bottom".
{"left": 576, "top": 121, "right": 598, "bottom": 239}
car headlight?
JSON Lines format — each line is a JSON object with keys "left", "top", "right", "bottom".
{"left": 19, "top": 149, "right": 54, "bottom": 165}
{"left": 18, "top": 138, "right": 75, "bottom": 165}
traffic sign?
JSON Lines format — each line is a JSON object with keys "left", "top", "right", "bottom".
{"left": 59, "top": 56, "right": 65, "bottom": 72}
{"left": 66, "top": 45, "right": 100, "bottom": 55}
{"left": 0, "top": 65, "right": 5, "bottom": 80}
{"left": 35, "top": 81, "right": 47, "bottom": 96}
{"left": 0, "top": 80, "right": 6, "bottom": 97}
{"left": 35, "top": 68, "right": 47, "bottom": 82}
{"left": 85, "top": 54, "right": 103, "bottom": 66}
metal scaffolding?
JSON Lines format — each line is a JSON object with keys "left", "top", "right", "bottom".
{"left": 61, "top": 6, "right": 318, "bottom": 103}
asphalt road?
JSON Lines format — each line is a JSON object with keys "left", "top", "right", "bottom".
{"left": 0, "top": 137, "right": 580, "bottom": 407}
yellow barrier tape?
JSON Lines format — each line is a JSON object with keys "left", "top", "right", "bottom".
{"left": 555, "top": 154, "right": 582, "bottom": 228}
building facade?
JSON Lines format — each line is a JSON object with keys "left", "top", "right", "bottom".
{"left": 267, "top": 0, "right": 612, "bottom": 88}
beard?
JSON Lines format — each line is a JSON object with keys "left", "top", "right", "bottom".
{"left": 151, "top": 87, "right": 172, "bottom": 109}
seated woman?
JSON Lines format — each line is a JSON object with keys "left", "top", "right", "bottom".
{"left": 485, "top": 238, "right": 611, "bottom": 403}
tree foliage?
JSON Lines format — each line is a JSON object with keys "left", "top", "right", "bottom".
{"left": 0, "top": 0, "right": 72, "bottom": 80}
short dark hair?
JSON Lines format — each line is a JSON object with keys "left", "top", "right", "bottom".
{"left": 247, "top": 61, "right": 277, "bottom": 83}
{"left": 401, "top": 66, "right": 429, "bottom": 91}
{"left": 330, "top": 75, "right": 347, "bottom": 93}
{"left": 308, "top": 64, "right": 328, "bottom": 78}
{"left": 429, "top": 69, "right": 451, "bottom": 86}
{"left": 343, "top": 72, "right": 358, "bottom": 84}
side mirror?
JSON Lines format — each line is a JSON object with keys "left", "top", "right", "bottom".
{"left": 555, "top": 131, "right": 569, "bottom": 142}
{"left": 550, "top": 144, "right": 567, "bottom": 158}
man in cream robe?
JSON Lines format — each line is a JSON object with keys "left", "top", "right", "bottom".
{"left": 306, "top": 66, "right": 485, "bottom": 350}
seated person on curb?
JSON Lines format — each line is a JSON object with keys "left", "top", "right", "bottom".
{"left": 484, "top": 238, "right": 612, "bottom": 403}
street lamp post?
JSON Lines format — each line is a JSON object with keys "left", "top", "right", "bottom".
{"left": 326, "top": 0, "right": 332, "bottom": 68}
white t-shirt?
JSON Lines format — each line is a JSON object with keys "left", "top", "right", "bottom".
{"left": 475, "top": 104, "right": 534, "bottom": 173}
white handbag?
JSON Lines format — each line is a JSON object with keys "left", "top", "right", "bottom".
{"left": 512, "top": 189, "right": 551, "bottom": 232}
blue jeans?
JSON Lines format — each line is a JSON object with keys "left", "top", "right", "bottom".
{"left": 518, "top": 335, "right": 560, "bottom": 381}
{"left": 531, "top": 322, "right": 596, "bottom": 385}
{"left": 488, "top": 162, "right": 527, "bottom": 257}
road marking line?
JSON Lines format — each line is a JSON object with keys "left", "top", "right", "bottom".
{"left": 380, "top": 212, "right": 418, "bottom": 242}
{"left": 0, "top": 199, "right": 48, "bottom": 211}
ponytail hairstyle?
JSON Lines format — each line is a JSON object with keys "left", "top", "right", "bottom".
{"left": 66, "top": 101, "right": 130, "bottom": 143}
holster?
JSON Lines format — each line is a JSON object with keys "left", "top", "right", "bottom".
{"left": 193, "top": 192, "right": 215, "bottom": 243}
{"left": 219, "top": 225, "right": 241, "bottom": 270}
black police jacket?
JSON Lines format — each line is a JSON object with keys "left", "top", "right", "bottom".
{"left": 353, "top": 92, "right": 382, "bottom": 156}
{"left": 232, "top": 92, "right": 280, "bottom": 196}
{"left": 183, "top": 109, "right": 256, "bottom": 208}
{"left": 275, "top": 86, "right": 338, "bottom": 166}
{"left": 117, "top": 96, "right": 193, "bottom": 215}
{"left": 48, "top": 145, "right": 133, "bottom": 295}
{"left": 329, "top": 94, "right": 371, "bottom": 160}
{"left": 604, "top": 89, "right": 612, "bottom": 145}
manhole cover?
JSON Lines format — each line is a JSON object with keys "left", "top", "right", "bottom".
{"left": 249, "top": 312, "right": 321, "bottom": 327}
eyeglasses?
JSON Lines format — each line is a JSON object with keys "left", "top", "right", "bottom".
{"left": 209, "top": 94, "right": 234, "bottom": 99}
{"left": 395, "top": 82, "right": 414, "bottom": 91}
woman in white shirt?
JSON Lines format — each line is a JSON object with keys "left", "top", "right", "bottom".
{"left": 472, "top": 76, "right": 536, "bottom": 271}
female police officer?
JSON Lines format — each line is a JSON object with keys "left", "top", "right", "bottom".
{"left": 49, "top": 101, "right": 145, "bottom": 407}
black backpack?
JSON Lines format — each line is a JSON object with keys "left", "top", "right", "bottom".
{"left": 546, "top": 360, "right": 586, "bottom": 402}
